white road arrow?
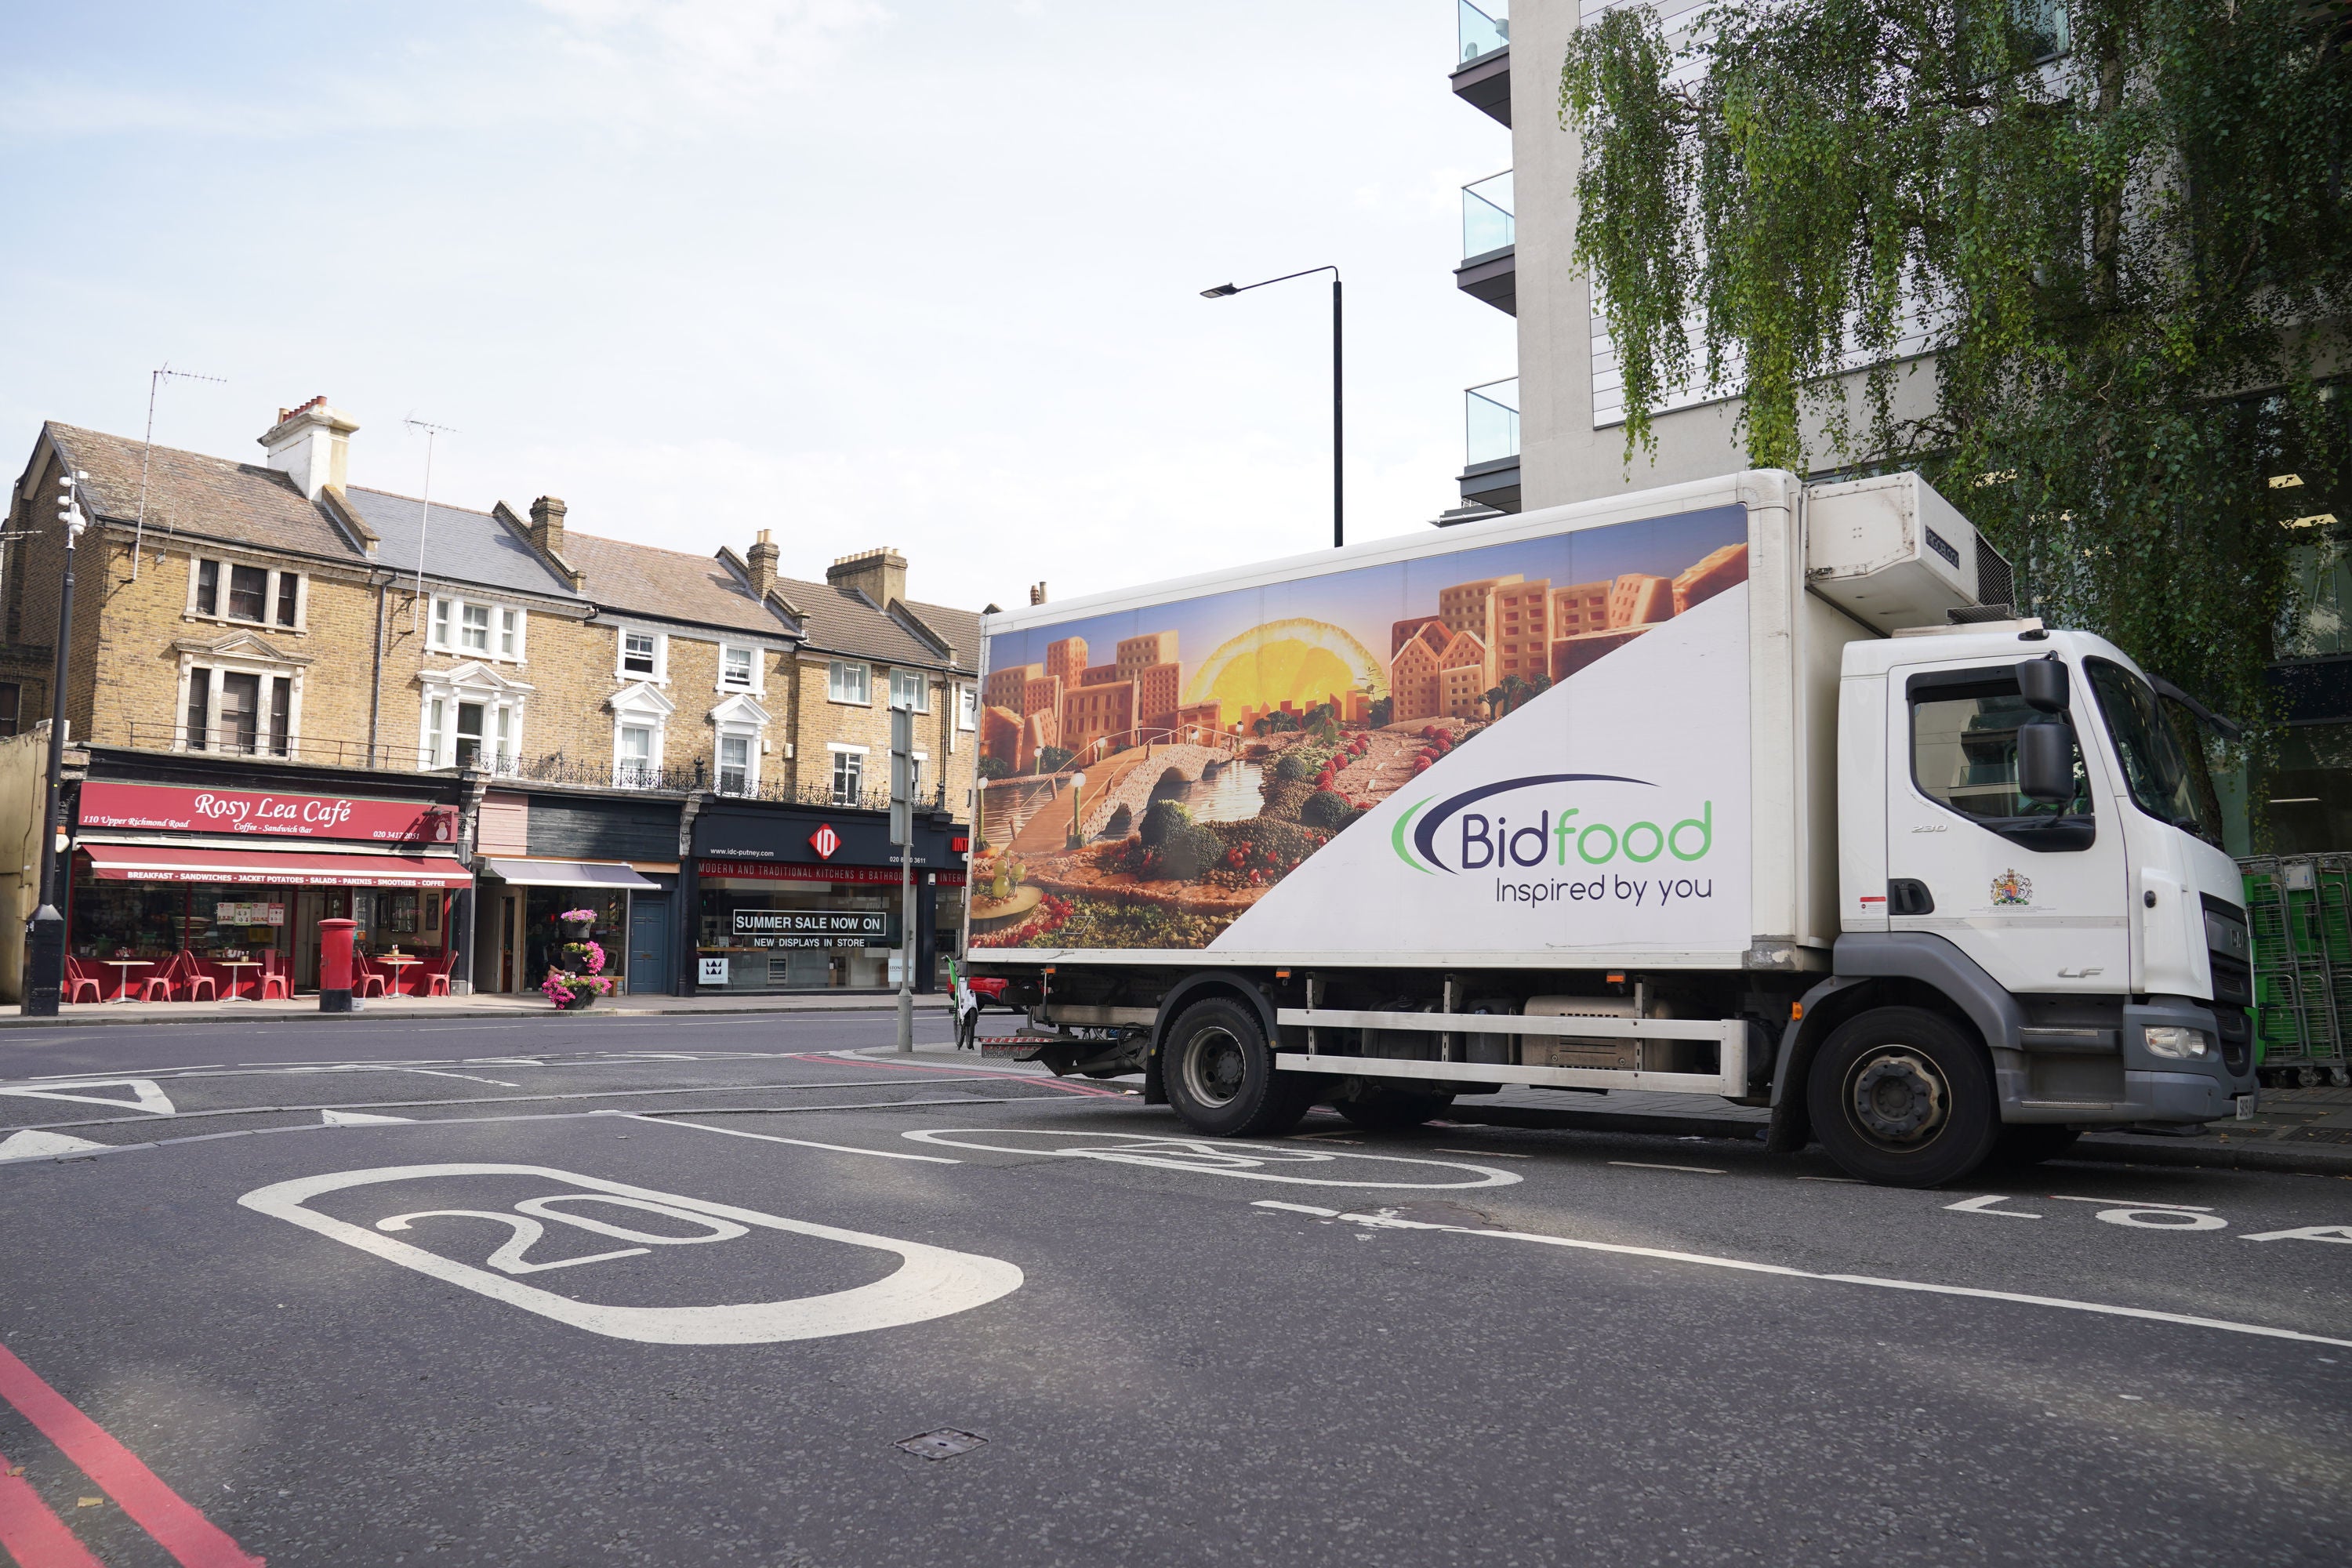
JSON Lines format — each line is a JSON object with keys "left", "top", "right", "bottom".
{"left": 0, "top": 1078, "right": 176, "bottom": 1116}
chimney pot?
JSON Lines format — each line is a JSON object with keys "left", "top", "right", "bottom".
{"left": 746, "top": 530, "right": 780, "bottom": 601}
{"left": 826, "top": 546, "right": 909, "bottom": 609}
{"left": 1030, "top": 581, "right": 1048, "bottom": 605}
{"left": 259, "top": 397, "right": 358, "bottom": 501}
{"left": 528, "top": 495, "right": 568, "bottom": 557}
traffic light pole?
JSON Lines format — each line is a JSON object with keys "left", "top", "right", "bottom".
{"left": 891, "top": 706, "right": 915, "bottom": 1054}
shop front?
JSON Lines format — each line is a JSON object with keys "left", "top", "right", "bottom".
{"left": 470, "top": 791, "right": 682, "bottom": 996}
{"left": 68, "top": 769, "right": 470, "bottom": 997}
{"left": 688, "top": 801, "right": 964, "bottom": 996}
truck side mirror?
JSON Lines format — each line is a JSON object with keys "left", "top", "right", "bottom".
{"left": 2017, "top": 719, "right": 2075, "bottom": 805}
{"left": 2016, "top": 656, "right": 2069, "bottom": 714}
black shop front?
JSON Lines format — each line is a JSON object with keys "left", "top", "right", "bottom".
{"left": 685, "top": 800, "right": 964, "bottom": 995}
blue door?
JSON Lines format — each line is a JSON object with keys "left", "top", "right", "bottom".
{"left": 627, "top": 895, "right": 672, "bottom": 995}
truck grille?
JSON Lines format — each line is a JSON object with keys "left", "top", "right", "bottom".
{"left": 2204, "top": 895, "right": 2254, "bottom": 1074}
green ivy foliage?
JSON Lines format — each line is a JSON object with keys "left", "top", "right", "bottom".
{"left": 1561, "top": 0, "right": 2352, "bottom": 734}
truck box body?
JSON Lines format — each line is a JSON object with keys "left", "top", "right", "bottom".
{"left": 970, "top": 470, "right": 1896, "bottom": 975}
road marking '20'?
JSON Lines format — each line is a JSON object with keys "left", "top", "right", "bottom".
{"left": 239, "top": 1163, "right": 1022, "bottom": 1344}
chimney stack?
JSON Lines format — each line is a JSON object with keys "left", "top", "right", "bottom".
{"left": 528, "top": 495, "right": 567, "bottom": 557}
{"left": 1029, "top": 582, "right": 1048, "bottom": 605}
{"left": 747, "top": 528, "right": 779, "bottom": 600}
{"left": 259, "top": 396, "right": 359, "bottom": 500}
{"left": 826, "top": 546, "right": 908, "bottom": 609}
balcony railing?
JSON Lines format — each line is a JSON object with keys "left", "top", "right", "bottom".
{"left": 1458, "top": 0, "right": 1508, "bottom": 67}
{"left": 1466, "top": 378, "right": 1520, "bottom": 467}
{"left": 125, "top": 723, "right": 405, "bottom": 770}
{"left": 1463, "top": 170, "right": 1513, "bottom": 260}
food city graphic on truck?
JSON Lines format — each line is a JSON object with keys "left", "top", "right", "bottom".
{"left": 968, "top": 503, "right": 1749, "bottom": 956}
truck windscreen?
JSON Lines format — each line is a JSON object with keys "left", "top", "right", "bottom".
{"left": 2085, "top": 658, "right": 2205, "bottom": 837}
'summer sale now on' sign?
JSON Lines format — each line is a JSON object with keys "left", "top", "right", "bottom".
{"left": 78, "top": 782, "right": 459, "bottom": 843}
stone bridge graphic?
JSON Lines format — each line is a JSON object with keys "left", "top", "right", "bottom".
{"left": 989, "top": 742, "right": 1238, "bottom": 857}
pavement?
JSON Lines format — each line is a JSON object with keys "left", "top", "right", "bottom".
{"left": 0, "top": 1013, "right": 2347, "bottom": 1564}
{"left": 0, "top": 989, "right": 954, "bottom": 1027}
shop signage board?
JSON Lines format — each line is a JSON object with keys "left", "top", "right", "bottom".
{"left": 729, "top": 910, "right": 900, "bottom": 949}
{"left": 80, "top": 782, "right": 458, "bottom": 844}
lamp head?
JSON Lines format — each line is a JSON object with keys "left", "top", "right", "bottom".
{"left": 1200, "top": 283, "right": 1240, "bottom": 299}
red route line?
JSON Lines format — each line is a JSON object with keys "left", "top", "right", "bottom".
{"left": 0, "top": 1344, "right": 263, "bottom": 1568}
{"left": 792, "top": 1053, "right": 1126, "bottom": 1097}
{"left": 0, "top": 1449, "right": 104, "bottom": 1568}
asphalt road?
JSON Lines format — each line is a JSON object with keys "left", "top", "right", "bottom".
{"left": 0, "top": 1014, "right": 2347, "bottom": 1566}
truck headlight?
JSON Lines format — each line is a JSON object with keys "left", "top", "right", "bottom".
{"left": 2142, "top": 1025, "right": 2211, "bottom": 1060}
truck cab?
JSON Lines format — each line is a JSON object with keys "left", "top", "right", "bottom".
{"left": 1797, "top": 624, "right": 2256, "bottom": 1177}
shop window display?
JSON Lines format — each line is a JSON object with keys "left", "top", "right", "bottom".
{"left": 696, "top": 877, "right": 893, "bottom": 991}
{"left": 521, "top": 888, "right": 628, "bottom": 993}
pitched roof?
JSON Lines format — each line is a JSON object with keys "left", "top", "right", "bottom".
{"left": 902, "top": 599, "right": 981, "bottom": 671}
{"left": 558, "top": 529, "right": 792, "bottom": 637}
{"left": 771, "top": 575, "right": 960, "bottom": 670}
{"left": 342, "top": 488, "right": 582, "bottom": 603}
{"left": 42, "top": 422, "right": 361, "bottom": 560}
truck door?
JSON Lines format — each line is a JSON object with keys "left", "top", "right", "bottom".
{"left": 1885, "top": 659, "right": 2127, "bottom": 994}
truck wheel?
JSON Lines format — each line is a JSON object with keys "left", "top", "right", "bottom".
{"left": 1337, "top": 1090, "right": 1454, "bottom": 1131}
{"left": 1806, "top": 1007, "right": 1998, "bottom": 1188}
{"left": 1987, "top": 1125, "right": 2081, "bottom": 1167}
{"left": 1162, "top": 997, "right": 1308, "bottom": 1138}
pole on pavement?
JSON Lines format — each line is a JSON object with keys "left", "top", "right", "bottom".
{"left": 23, "top": 470, "right": 87, "bottom": 1018}
{"left": 891, "top": 706, "right": 914, "bottom": 1054}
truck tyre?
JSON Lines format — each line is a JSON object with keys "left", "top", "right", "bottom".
{"left": 1987, "top": 1125, "right": 2081, "bottom": 1167}
{"left": 1806, "top": 1007, "right": 1998, "bottom": 1187}
{"left": 1337, "top": 1090, "right": 1454, "bottom": 1131}
{"left": 1162, "top": 996, "right": 1309, "bottom": 1138}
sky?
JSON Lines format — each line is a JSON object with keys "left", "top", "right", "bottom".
{"left": 0, "top": 1, "right": 1518, "bottom": 615}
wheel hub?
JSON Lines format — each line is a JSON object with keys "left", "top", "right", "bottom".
{"left": 1184, "top": 1027, "right": 1246, "bottom": 1108}
{"left": 1850, "top": 1052, "right": 1945, "bottom": 1142}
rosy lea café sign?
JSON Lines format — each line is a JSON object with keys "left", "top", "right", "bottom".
{"left": 78, "top": 782, "right": 459, "bottom": 843}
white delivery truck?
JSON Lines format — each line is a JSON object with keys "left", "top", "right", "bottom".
{"left": 964, "top": 470, "right": 2256, "bottom": 1185}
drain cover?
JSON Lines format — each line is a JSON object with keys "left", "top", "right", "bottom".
{"left": 895, "top": 1428, "right": 986, "bottom": 1461}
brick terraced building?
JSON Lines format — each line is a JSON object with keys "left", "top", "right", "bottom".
{"left": 0, "top": 399, "right": 980, "bottom": 1000}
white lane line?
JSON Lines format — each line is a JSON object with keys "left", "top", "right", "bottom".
{"left": 1946, "top": 1194, "right": 2042, "bottom": 1218}
{"left": 1798, "top": 1176, "right": 1864, "bottom": 1184}
{"left": 1250, "top": 1200, "right": 2352, "bottom": 1351}
{"left": 2049, "top": 1195, "right": 2213, "bottom": 1211}
{"left": 1610, "top": 1161, "right": 1725, "bottom": 1175}
{"left": 635, "top": 1116, "right": 961, "bottom": 1163}
{"left": 1434, "top": 1148, "right": 1532, "bottom": 1158}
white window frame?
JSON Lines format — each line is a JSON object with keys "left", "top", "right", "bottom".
{"left": 427, "top": 595, "right": 528, "bottom": 665}
{"left": 909, "top": 750, "right": 929, "bottom": 804}
{"left": 827, "top": 741, "right": 869, "bottom": 805}
{"left": 609, "top": 680, "right": 675, "bottom": 787}
{"left": 417, "top": 661, "right": 532, "bottom": 775}
{"left": 186, "top": 556, "right": 306, "bottom": 633}
{"left": 956, "top": 683, "right": 978, "bottom": 731}
{"left": 828, "top": 659, "right": 871, "bottom": 706}
{"left": 888, "top": 668, "right": 930, "bottom": 712}
{"left": 717, "top": 642, "right": 762, "bottom": 695}
{"left": 174, "top": 643, "right": 307, "bottom": 757}
{"left": 708, "top": 692, "right": 771, "bottom": 797}
{"left": 717, "top": 733, "right": 754, "bottom": 795}
{"left": 616, "top": 626, "right": 667, "bottom": 683}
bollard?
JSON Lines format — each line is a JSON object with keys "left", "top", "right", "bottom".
{"left": 318, "top": 917, "right": 356, "bottom": 1014}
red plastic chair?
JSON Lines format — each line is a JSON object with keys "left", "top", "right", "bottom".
{"left": 61, "top": 957, "right": 102, "bottom": 1004}
{"left": 137, "top": 955, "right": 180, "bottom": 1002}
{"left": 176, "top": 953, "right": 220, "bottom": 1002}
{"left": 353, "top": 955, "right": 387, "bottom": 999}
{"left": 419, "top": 953, "right": 455, "bottom": 997}
{"left": 258, "top": 950, "right": 292, "bottom": 1000}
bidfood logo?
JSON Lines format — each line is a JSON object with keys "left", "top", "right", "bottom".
{"left": 1392, "top": 773, "right": 1718, "bottom": 910}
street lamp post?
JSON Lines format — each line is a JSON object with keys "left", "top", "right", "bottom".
{"left": 1065, "top": 771, "right": 1087, "bottom": 851}
{"left": 1202, "top": 267, "right": 1343, "bottom": 549}
{"left": 24, "top": 470, "right": 88, "bottom": 1018}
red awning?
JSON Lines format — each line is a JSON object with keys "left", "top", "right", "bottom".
{"left": 81, "top": 844, "right": 473, "bottom": 888}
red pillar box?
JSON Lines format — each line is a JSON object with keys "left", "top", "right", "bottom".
{"left": 318, "top": 917, "right": 357, "bottom": 1014}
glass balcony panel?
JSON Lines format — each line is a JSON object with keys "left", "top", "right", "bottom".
{"left": 1459, "top": 0, "right": 1509, "bottom": 67}
{"left": 1466, "top": 378, "right": 1520, "bottom": 468}
{"left": 1463, "top": 170, "right": 1514, "bottom": 260}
